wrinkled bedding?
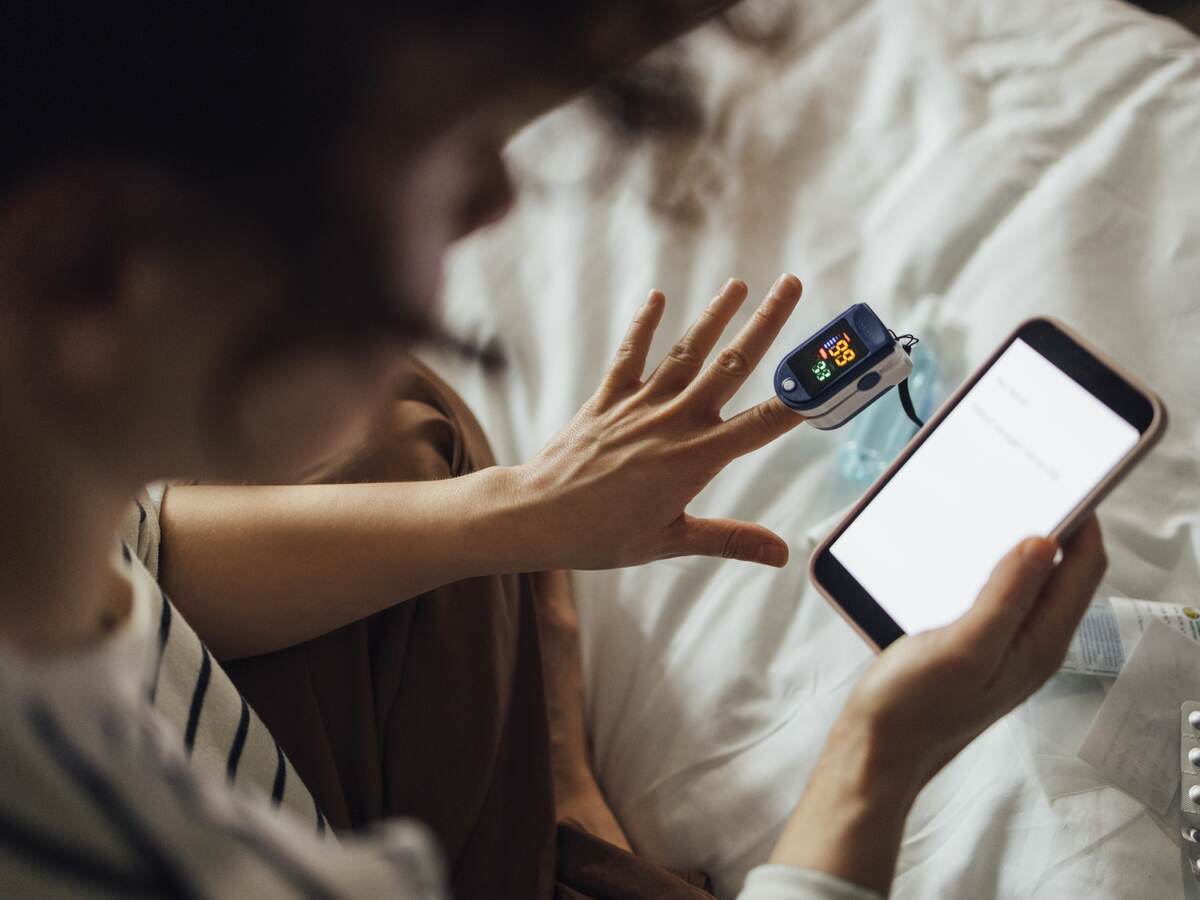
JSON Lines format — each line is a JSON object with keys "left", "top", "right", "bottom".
{"left": 423, "top": 1, "right": 1200, "bottom": 895}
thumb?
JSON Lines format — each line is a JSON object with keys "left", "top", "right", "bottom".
{"left": 951, "top": 536, "right": 1058, "bottom": 666}
{"left": 669, "top": 514, "right": 790, "bottom": 567}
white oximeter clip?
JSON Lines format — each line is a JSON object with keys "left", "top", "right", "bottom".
{"left": 774, "top": 302, "right": 921, "bottom": 431}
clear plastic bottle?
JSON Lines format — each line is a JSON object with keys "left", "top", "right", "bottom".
{"left": 837, "top": 298, "right": 943, "bottom": 487}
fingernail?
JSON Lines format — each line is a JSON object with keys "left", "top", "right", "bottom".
{"left": 772, "top": 272, "right": 800, "bottom": 296}
{"left": 1021, "top": 538, "right": 1057, "bottom": 573}
{"left": 760, "top": 543, "right": 788, "bottom": 567}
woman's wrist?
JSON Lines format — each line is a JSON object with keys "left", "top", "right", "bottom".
{"left": 494, "top": 459, "right": 594, "bottom": 572}
{"left": 769, "top": 713, "right": 922, "bottom": 895}
{"left": 446, "top": 463, "right": 550, "bottom": 574}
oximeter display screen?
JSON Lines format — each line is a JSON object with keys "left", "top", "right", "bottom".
{"left": 789, "top": 318, "right": 863, "bottom": 394}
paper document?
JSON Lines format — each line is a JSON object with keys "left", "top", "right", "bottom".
{"left": 1063, "top": 597, "right": 1200, "bottom": 677}
{"left": 1079, "top": 621, "right": 1200, "bottom": 814}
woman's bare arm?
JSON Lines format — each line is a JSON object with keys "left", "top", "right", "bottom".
{"left": 160, "top": 471, "right": 533, "bottom": 660}
{"left": 161, "top": 276, "right": 806, "bottom": 660}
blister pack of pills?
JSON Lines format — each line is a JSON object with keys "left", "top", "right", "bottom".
{"left": 1179, "top": 702, "right": 1200, "bottom": 894}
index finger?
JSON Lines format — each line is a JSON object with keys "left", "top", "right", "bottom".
{"left": 710, "top": 394, "right": 805, "bottom": 460}
{"left": 682, "top": 273, "right": 803, "bottom": 413}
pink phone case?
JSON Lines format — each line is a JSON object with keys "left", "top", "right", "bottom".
{"left": 807, "top": 316, "right": 1169, "bottom": 653}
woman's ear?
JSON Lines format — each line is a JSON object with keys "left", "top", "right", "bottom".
{"left": 0, "top": 164, "right": 173, "bottom": 394}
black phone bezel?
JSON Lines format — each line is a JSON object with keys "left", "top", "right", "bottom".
{"left": 810, "top": 317, "right": 1159, "bottom": 651}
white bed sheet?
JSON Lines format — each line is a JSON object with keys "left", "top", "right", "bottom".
{"left": 422, "top": 0, "right": 1200, "bottom": 895}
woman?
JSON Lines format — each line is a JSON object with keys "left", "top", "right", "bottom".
{"left": 0, "top": 2, "right": 1105, "bottom": 897}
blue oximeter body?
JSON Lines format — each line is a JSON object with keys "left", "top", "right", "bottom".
{"left": 774, "top": 303, "right": 913, "bottom": 430}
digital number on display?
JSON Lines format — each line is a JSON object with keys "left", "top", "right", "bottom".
{"left": 811, "top": 332, "right": 857, "bottom": 381}
{"left": 791, "top": 318, "right": 864, "bottom": 394}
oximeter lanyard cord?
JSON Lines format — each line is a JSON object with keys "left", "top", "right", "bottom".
{"left": 891, "top": 331, "right": 925, "bottom": 430}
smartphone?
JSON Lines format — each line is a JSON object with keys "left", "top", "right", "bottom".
{"left": 809, "top": 317, "right": 1168, "bottom": 651}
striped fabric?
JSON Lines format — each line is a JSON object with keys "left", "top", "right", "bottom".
{"left": 0, "top": 488, "right": 877, "bottom": 900}
{"left": 121, "top": 488, "right": 321, "bottom": 831}
{"left": 0, "top": 497, "right": 447, "bottom": 898}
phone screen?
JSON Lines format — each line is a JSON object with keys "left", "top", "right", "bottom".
{"left": 828, "top": 337, "right": 1140, "bottom": 634}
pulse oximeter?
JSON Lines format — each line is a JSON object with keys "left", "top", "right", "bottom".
{"left": 773, "top": 303, "right": 914, "bottom": 430}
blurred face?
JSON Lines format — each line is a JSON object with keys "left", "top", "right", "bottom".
{"left": 0, "top": 17, "right": 591, "bottom": 488}
{"left": 146, "top": 28, "right": 545, "bottom": 483}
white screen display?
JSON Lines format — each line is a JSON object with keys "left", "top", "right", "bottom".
{"left": 829, "top": 338, "right": 1140, "bottom": 634}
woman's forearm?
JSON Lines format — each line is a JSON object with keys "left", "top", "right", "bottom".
{"left": 159, "top": 468, "right": 538, "bottom": 660}
{"left": 769, "top": 716, "right": 918, "bottom": 896}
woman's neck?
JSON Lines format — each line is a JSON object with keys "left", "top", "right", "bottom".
{"left": 0, "top": 427, "right": 135, "bottom": 657}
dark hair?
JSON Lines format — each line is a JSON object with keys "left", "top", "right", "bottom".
{"left": 1, "top": 2, "right": 748, "bottom": 350}
{"left": 2, "top": 2, "right": 740, "bottom": 200}
{"left": 5, "top": 7, "right": 338, "bottom": 203}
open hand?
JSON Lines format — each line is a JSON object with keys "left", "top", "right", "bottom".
{"left": 514, "top": 274, "right": 805, "bottom": 570}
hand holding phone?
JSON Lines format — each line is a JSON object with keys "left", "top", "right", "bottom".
{"left": 840, "top": 518, "right": 1105, "bottom": 784}
{"left": 771, "top": 519, "right": 1107, "bottom": 894}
